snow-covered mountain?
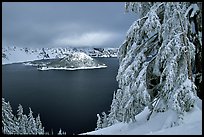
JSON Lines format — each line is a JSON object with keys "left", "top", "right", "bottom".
{"left": 2, "top": 46, "right": 118, "bottom": 65}
{"left": 28, "top": 52, "right": 107, "bottom": 70}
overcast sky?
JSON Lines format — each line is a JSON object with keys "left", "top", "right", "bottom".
{"left": 2, "top": 2, "right": 137, "bottom": 48}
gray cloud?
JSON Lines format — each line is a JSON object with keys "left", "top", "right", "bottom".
{"left": 2, "top": 2, "right": 137, "bottom": 48}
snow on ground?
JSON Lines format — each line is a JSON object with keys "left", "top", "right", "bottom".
{"left": 81, "top": 97, "right": 202, "bottom": 135}
{"left": 2, "top": 47, "right": 42, "bottom": 65}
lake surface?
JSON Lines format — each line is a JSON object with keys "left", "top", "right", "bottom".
{"left": 2, "top": 58, "right": 119, "bottom": 135}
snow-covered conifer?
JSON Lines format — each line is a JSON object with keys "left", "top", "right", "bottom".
{"left": 16, "top": 104, "right": 28, "bottom": 134}
{"left": 95, "top": 114, "right": 102, "bottom": 130}
{"left": 27, "top": 107, "right": 37, "bottom": 134}
{"left": 101, "top": 112, "right": 108, "bottom": 128}
{"left": 2, "top": 98, "right": 18, "bottom": 134}
{"left": 107, "top": 2, "right": 201, "bottom": 127}
{"left": 108, "top": 91, "right": 119, "bottom": 126}
{"left": 62, "top": 131, "right": 66, "bottom": 135}
{"left": 58, "top": 129, "right": 62, "bottom": 135}
{"left": 36, "top": 114, "right": 45, "bottom": 135}
{"left": 2, "top": 98, "right": 48, "bottom": 135}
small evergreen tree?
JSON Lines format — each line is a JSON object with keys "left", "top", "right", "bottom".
{"left": 36, "top": 114, "right": 45, "bottom": 135}
{"left": 95, "top": 114, "right": 102, "bottom": 130}
{"left": 27, "top": 108, "right": 37, "bottom": 135}
{"left": 62, "top": 131, "right": 66, "bottom": 135}
{"left": 58, "top": 129, "right": 62, "bottom": 135}
{"left": 16, "top": 104, "right": 28, "bottom": 134}
{"left": 108, "top": 91, "right": 118, "bottom": 126}
{"left": 101, "top": 112, "right": 108, "bottom": 128}
{"left": 57, "top": 128, "right": 66, "bottom": 135}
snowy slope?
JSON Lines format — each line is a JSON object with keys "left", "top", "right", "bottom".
{"left": 81, "top": 97, "right": 202, "bottom": 135}
{"left": 2, "top": 46, "right": 43, "bottom": 65}
{"left": 2, "top": 46, "right": 69, "bottom": 65}
{"left": 2, "top": 46, "right": 118, "bottom": 65}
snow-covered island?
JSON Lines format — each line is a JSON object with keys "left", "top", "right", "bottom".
{"left": 29, "top": 52, "right": 107, "bottom": 71}
{"left": 2, "top": 46, "right": 118, "bottom": 65}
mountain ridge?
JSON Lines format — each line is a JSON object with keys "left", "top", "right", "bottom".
{"left": 2, "top": 46, "right": 118, "bottom": 65}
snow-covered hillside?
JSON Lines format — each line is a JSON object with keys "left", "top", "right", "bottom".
{"left": 82, "top": 97, "right": 202, "bottom": 135}
{"left": 2, "top": 46, "right": 118, "bottom": 65}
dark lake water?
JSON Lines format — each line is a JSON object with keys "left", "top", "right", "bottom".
{"left": 2, "top": 58, "right": 119, "bottom": 135}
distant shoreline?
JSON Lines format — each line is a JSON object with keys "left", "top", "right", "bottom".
{"left": 2, "top": 56, "right": 117, "bottom": 65}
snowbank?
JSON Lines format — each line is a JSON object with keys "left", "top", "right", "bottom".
{"left": 81, "top": 97, "right": 202, "bottom": 135}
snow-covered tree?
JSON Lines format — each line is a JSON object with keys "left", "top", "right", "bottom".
{"left": 2, "top": 98, "right": 49, "bottom": 135}
{"left": 58, "top": 129, "right": 62, "bottom": 135}
{"left": 16, "top": 104, "right": 28, "bottom": 134}
{"left": 107, "top": 89, "right": 126, "bottom": 125}
{"left": 36, "top": 114, "right": 45, "bottom": 135}
{"left": 57, "top": 128, "right": 66, "bottom": 135}
{"left": 101, "top": 112, "right": 108, "bottom": 128}
{"left": 62, "top": 131, "right": 66, "bottom": 135}
{"left": 185, "top": 3, "right": 202, "bottom": 98}
{"left": 2, "top": 98, "right": 18, "bottom": 134}
{"left": 95, "top": 114, "right": 102, "bottom": 130}
{"left": 96, "top": 112, "right": 109, "bottom": 129}
{"left": 108, "top": 91, "right": 119, "bottom": 126}
{"left": 27, "top": 108, "right": 38, "bottom": 134}
{"left": 107, "top": 2, "right": 201, "bottom": 127}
